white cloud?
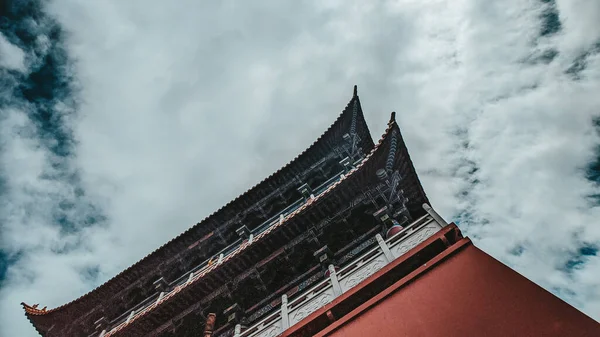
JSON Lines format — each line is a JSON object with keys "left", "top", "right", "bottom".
{"left": 1, "top": 0, "right": 599, "bottom": 336}
{"left": 0, "top": 33, "right": 26, "bottom": 72}
{"left": 555, "top": 0, "right": 600, "bottom": 54}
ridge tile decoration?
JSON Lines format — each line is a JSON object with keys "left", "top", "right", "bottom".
{"left": 22, "top": 87, "right": 432, "bottom": 337}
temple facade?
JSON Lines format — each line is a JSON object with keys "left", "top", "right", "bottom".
{"left": 23, "top": 87, "right": 599, "bottom": 337}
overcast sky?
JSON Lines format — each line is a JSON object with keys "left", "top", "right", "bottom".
{"left": 1, "top": 1, "right": 599, "bottom": 336}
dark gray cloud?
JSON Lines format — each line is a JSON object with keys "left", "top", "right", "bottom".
{"left": 0, "top": 2, "right": 106, "bottom": 335}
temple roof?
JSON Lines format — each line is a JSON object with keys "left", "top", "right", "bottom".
{"left": 75, "top": 113, "right": 429, "bottom": 336}
{"left": 22, "top": 86, "right": 377, "bottom": 337}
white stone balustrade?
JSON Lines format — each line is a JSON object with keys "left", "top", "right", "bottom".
{"left": 236, "top": 210, "right": 446, "bottom": 337}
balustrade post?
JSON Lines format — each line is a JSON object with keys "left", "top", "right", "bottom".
{"left": 423, "top": 203, "right": 447, "bottom": 226}
{"left": 99, "top": 330, "right": 106, "bottom": 337}
{"left": 234, "top": 324, "right": 241, "bottom": 337}
{"left": 187, "top": 272, "right": 194, "bottom": 284}
{"left": 328, "top": 265, "right": 343, "bottom": 297}
{"left": 126, "top": 310, "right": 135, "bottom": 324}
{"left": 218, "top": 253, "right": 224, "bottom": 264}
{"left": 375, "top": 234, "right": 394, "bottom": 262}
{"left": 248, "top": 233, "right": 254, "bottom": 244}
{"left": 281, "top": 294, "right": 290, "bottom": 330}
{"left": 157, "top": 292, "right": 165, "bottom": 304}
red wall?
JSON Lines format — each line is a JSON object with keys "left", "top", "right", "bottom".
{"left": 319, "top": 243, "right": 599, "bottom": 337}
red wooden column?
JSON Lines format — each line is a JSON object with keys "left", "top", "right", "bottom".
{"left": 203, "top": 313, "right": 216, "bottom": 337}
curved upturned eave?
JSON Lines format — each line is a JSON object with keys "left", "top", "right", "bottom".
{"left": 21, "top": 86, "right": 374, "bottom": 336}
{"left": 388, "top": 112, "right": 430, "bottom": 217}
{"left": 21, "top": 303, "right": 48, "bottom": 337}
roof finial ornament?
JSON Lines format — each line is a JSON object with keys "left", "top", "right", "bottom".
{"left": 353, "top": 85, "right": 358, "bottom": 98}
{"left": 389, "top": 111, "right": 396, "bottom": 125}
{"left": 21, "top": 302, "right": 47, "bottom": 314}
